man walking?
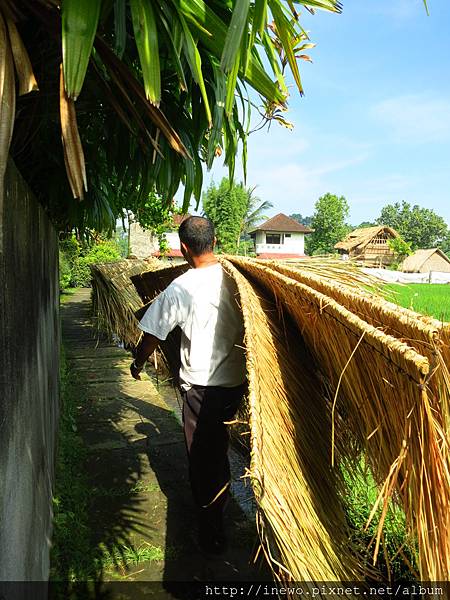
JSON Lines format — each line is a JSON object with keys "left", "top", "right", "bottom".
{"left": 130, "top": 216, "right": 247, "bottom": 555}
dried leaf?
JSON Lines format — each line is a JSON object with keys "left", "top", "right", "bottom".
{"left": 0, "top": 10, "right": 16, "bottom": 183}
{"left": 6, "top": 17, "right": 38, "bottom": 95}
{"left": 59, "top": 65, "right": 87, "bottom": 199}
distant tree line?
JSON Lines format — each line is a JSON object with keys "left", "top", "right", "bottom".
{"left": 198, "top": 178, "right": 450, "bottom": 258}
{"left": 290, "top": 197, "right": 450, "bottom": 257}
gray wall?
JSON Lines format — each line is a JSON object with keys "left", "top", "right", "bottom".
{"left": 0, "top": 160, "right": 59, "bottom": 581}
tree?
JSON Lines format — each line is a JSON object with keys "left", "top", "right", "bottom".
{"left": 2, "top": 0, "right": 342, "bottom": 235}
{"left": 440, "top": 232, "right": 450, "bottom": 259}
{"left": 203, "top": 179, "right": 249, "bottom": 254}
{"left": 387, "top": 237, "right": 413, "bottom": 269}
{"left": 203, "top": 178, "right": 272, "bottom": 254}
{"left": 307, "top": 193, "right": 350, "bottom": 255}
{"left": 354, "top": 220, "right": 376, "bottom": 229}
{"left": 241, "top": 187, "right": 273, "bottom": 237}
{"left": 289, "top": 213, "right": 313, "bottom": 228}
{"left": 376, "top": 201, "right": 449, "bottom": 250}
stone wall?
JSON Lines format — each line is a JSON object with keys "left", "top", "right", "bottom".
{"left": 0, "top": 160, "right": 59, "bottom": 581}
{"left": 129, "top": 222, "right": 158, "bottom": 258}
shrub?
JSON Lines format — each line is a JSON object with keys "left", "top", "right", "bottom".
{"left": 59, "top": 252, "right": 72, "bottom": 290}
{"left": 72, "top": 241, "right": 121, "bottom": 288}
{"left": 59, "top": 237, "right": 122, "bottom": 288}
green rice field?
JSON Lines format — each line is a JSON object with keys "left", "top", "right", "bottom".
{"left": 384, "top": 283, "right": 450, "bottom": 322}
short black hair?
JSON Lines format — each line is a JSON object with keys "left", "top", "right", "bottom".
{"left": 178, "top": 216, "right": 215, "bottom": 255}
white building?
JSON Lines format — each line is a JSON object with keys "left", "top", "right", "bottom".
{"left": 249, "top": 213, "right": 313, "bottom": 258}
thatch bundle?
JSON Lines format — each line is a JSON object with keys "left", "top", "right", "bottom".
{"left": 90, "top": 258, "right": 161, "bottom": 347}
{"left": 225, "top": 257, "right": 450, "bottom": 581}
{"left": 131, "top": 263, "right": 189, "bottom": 384}
{"left": 124, "top": 256, "right": 450, "bottom": 582}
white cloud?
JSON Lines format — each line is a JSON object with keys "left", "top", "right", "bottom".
{"left": 371, "top": 93, "right": 450, "bottom": 144}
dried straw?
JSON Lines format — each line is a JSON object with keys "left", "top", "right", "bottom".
{"left": 104, "top": 255, "right": 450, "bottom": 582}
{"left": 227, "top": 256, "right": 450, "bottom": 581}
{"left": 220, "top": 259, "right": 365, "bottom": 583}
{"left": 131, "top": 262, "right": 188, "bottom": 384}
{"left": 90, "top": 258, "right": 160, "bottom": 347}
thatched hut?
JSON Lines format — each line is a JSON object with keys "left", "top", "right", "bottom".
{"left": 335, "top": 225, "right": 399, "bottom": 266}
{"left": 401, "top": 248, "right": 450, "bottom": 273}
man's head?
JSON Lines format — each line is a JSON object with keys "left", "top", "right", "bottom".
{"left": 178, "top": 216, "right": 215, "bottom": 257}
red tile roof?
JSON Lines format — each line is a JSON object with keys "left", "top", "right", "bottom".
{"left": 152, "top": 249, "right": 184, "bottom": 258}
{"left": 250, "top": 213, "right": 313, "bottom": 234}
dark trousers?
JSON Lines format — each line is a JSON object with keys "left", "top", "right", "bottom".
{"left": 181, "top": 383, "right": 246, "bottom": 530}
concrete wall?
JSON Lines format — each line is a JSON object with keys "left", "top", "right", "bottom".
{"left": 0, "top": 160, "right": 59, "bottom": 581}
{"left": 254, "top": 230, "right": 305, "bottom": 255}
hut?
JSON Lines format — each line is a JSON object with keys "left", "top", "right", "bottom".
{"left": 335, "top": 225, "right": 400, "bottom": 266}
{"left": 401, "top": 248, "right": 450, "bottom": 273}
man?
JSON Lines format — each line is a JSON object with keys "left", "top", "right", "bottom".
{"left": 130, "top": 216, "right": 247, "bottom": 555}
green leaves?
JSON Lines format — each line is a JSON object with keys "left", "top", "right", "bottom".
{"left": 62, "top": 0, "right": 102, "bottom": 100}
{"left": 130, "top": 0, "right": 161, "bottom": 106}
{"left": 177, "top": 11, "right": 212, "bottom": 127}
{"left": 9, "top": 0, "right": 345, "bottom": 235}
{"left": 269, "top": 0, "right": 303, "bottom": 94}
{"left": 220, "top": 0, "right": 250, "bottom": 73}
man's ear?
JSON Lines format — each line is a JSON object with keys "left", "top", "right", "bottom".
{"left": 180, "top": 241, "right": 188, "bottom": 254}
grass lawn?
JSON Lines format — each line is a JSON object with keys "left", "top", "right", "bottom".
{"left": 384, "top": 283, "right": 450, "bottom": 322}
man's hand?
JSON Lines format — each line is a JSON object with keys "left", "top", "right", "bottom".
{"left": 130, "top": 332, "right": 160, "bottom": 380}
{"left": 130, "top": 360, "right": 144, "bottom": 380}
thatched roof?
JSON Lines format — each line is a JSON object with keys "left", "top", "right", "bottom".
{"left": 401, "top": 248, "right": 450, "bottom": 272}
{"left": 249, "top": 213, "right": 313, "bottom": 234}
{"left": 90, "top": 258, "right": 161, "bottom": 347}
{"left": 335, "top": 225, "right": 399, "bottom": 252}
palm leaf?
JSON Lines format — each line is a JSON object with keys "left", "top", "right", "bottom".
{"left": 59, "top": 64, "right": 87, "bottom": 199}
{"left": 130, "top": 0, "right": 161, "bottom": 106}
{"left": 269, "top": 0, "right": 304, "bottom": 95}
{"left": 6, "top": 17, "right": 39, "bottom": 95}
{"left": 220, "top": 0, "right": 250, "bottom": 73}
{"left": 113, "top": 0, "right": 127, "bottom": 58}
{"left": 62, "top": 0, "right": 102, "bottom": 100}
{"left": 94, "top": 36, "right": 191, "bottom": 158}
{"left": 207, "top": 61, "right": 226, "bottom": 168}
{"left": 225, "top": 48, "right": 240, "bottom": 116}
{"left": 155, "top": 3, "right": 187, "bottom": 91}
{"left": 297, "top": 0, "right": 342, "bottom": 12}
{"left": 0, "top": 9, "right": 16, "bottom": 182}
{"left": 175, "top": 0, "right": 286, "bottom": 104}
{"left": 177, "top": 11, "right": 212, "bottom": 127}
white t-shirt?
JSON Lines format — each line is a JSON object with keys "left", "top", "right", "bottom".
{"left": 138, "top": 263, "right": 246, "bottom": 389}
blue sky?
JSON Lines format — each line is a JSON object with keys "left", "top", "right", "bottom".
{"left": 199, "top": 0, "right": 450, "bottom": 226}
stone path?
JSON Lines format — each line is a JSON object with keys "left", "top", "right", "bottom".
{"left": 60, "top": 289, "right": 270, "bottom": 598}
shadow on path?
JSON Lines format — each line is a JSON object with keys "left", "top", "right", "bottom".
{"left": 53, "top": 289, "right": 270, "bottom": 600}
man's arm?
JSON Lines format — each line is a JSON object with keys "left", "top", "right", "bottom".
{"left": 130, "top": 332, "right": 161, "bottom": 380}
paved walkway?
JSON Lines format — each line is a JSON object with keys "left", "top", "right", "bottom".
{"left": 60, "top": 289, "right": 269, "bottom": 598}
